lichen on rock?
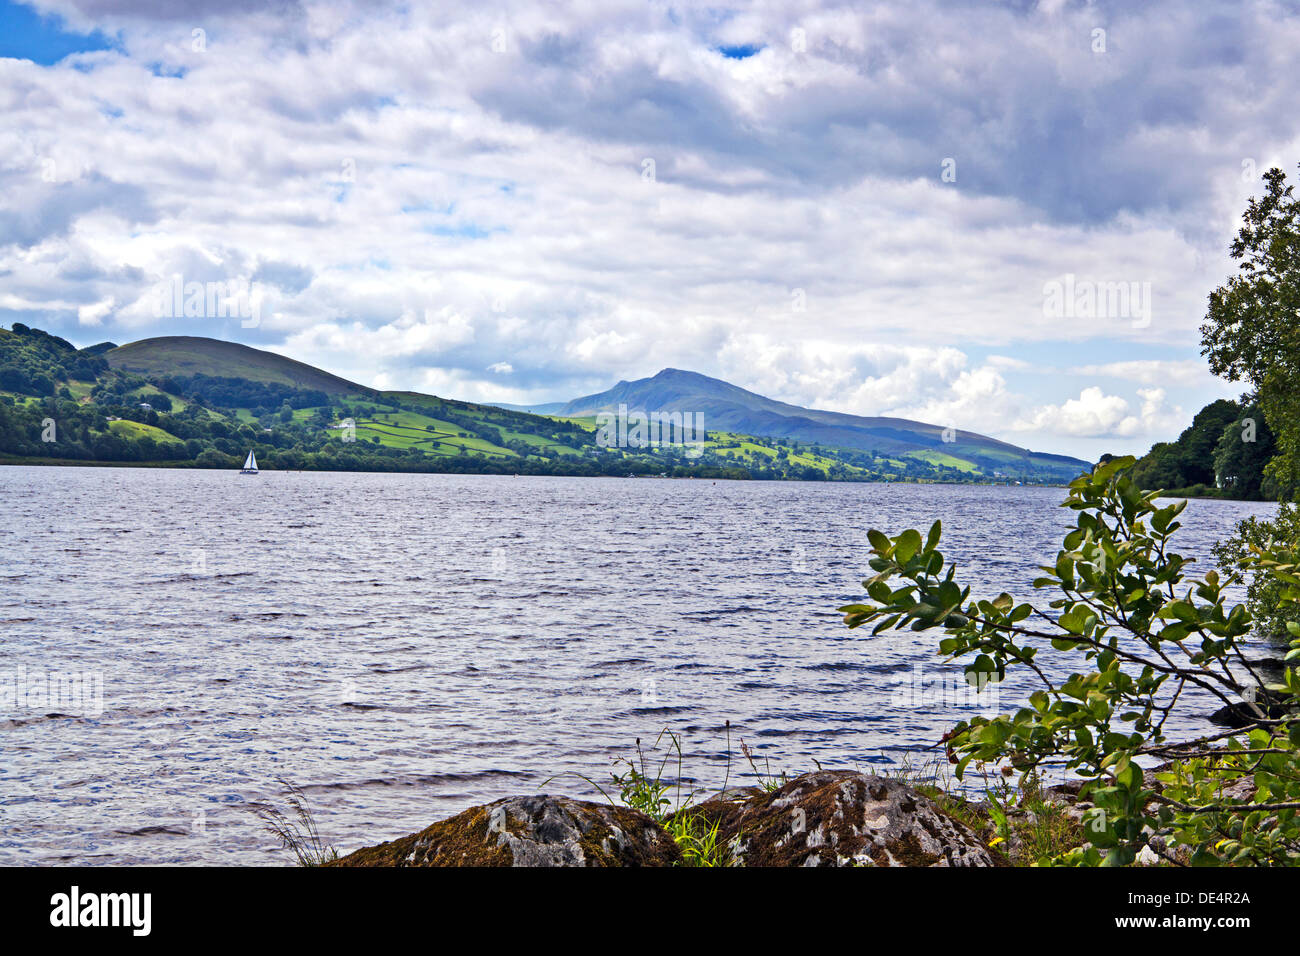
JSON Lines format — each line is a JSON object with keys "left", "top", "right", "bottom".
{"left": 330, "top": 794, "right": 681, "bottom": 867}
{"left": 685, "top": 770, "right": 1006, "bottom": 867}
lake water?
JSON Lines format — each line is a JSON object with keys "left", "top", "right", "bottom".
{"left": 0, "top": 466, "right": 1279, "bottom": 865}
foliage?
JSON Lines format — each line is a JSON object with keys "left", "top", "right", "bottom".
{"left": 0, "top": 324, "right": 107, "bottom": 396}
{"left": 1212, "top": 400, "right": 1277, "bottom": 500}
{"left": 1129, "top": 398, "right": 1267, "bottom": 499}
{"left": 156, "top": 372, "right": 331, "bottom": 410}
{"left": 1201, "top": 165, "right": 1300, "bottom": 497}
{"left": 1213, "top": 502, "right": 1300, "bottom": 641}
{"left": 841, "top": 457, "right": 1300, "bottom": 865}
{"left": 983, "top": 770, "right": 1084, "bottom": 864}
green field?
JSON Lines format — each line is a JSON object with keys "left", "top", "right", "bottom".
{"left": 108, "top": 419, "right": 183, "bottom": 443}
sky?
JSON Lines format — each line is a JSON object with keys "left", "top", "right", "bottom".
{"left": 1, "top": 0, "right": 1296, "bottom": 461}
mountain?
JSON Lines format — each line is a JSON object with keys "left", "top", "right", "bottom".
{"left": 1, "top": 324, "right": 1085, "bottom": 483}
{"left": 107, "top": 336, "right": 370, "bottom": 396}
{"left": 556, "top": 368, "right": 1088, "bottom": 479}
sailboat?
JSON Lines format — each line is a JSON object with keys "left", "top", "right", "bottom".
{"left": 240, "top": 450, "right": 258, "bottom": 475}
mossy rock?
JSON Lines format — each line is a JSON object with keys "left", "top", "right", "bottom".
{"left": 330, "top": 795, "right": 681, "bottom": 867}
{"left": 686, "top": 770, "right": 1007, "bottom": 867}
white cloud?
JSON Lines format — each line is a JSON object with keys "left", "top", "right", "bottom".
{"left": 1015, "top": 386, "right": 1184, "bottom": 439}
{"left": 1, "top": 0, "right": 1287, "bottom": 457}
{"left": 1072, "top": 359, "right": 1215, "bottom": 388}
{"left": 76, "top": 297, "right": 113, "bottom": 325}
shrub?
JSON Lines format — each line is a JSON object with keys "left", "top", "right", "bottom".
{"left": 1213, "top": 502, "right": 1300, "bottom": 641}
{"left": 841, "top": 456, "right": 1300, "bottom": 865}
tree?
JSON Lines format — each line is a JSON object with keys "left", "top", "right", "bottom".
{"left": 1174, "top": 399, "right": 1239, "bottom": 486}
{"left": 196, "top": 449, "right": 233, "bottom": 468}
{"left": 1212, "top": 402, "right": 1276, "bottom": 499}
{"left": 1201, "top": 165, "right": 1300, "bottom": 498}
{"left": 1130, "top": 399, "right": 1241, "bottom": 494}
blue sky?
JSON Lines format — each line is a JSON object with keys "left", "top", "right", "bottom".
{"left": 1, "top": 0, "right": 1294, "bottom": 459}
{"left": 0, "top": 0, "right": 114, "bottom": 64}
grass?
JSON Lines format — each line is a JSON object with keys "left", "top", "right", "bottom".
{"left": 347, "top": 412, "right": 517, "bottom": 457}
{"left": 542, "top": 726, "right": 763, "bottom": 867}
{"left": 606, "top": 731, "right": 736, "bottom": 867}
{"left": 250, "top": 779, "right": 339, "bottom": 867}
{"left": 909, "top": 448, "right": 980, "bottom": 472}
{"left": 703, "top": 431, "right": 885, "bottom": 477}
{"left": 250, "top": 738, "right": 1083, "bottom": 867}
{"left": 107, "top": 419, "right": 183, "bottom": 443}
{"left": 107, "top": 336, "right": 363, "bottom": 394}
{"left": 599, "top": 735, "right": 1084, "bottom": 867}
{"left": 601, "top": 734, "right": 1083, "bottom": 866}
{"left": 739, "top": 738, "right": 796, "bottom": 792}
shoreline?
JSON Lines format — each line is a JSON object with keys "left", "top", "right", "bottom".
{"left": 0, "top": 456, "right": 1069, "bottom": 487}
{"left": 2, "top": 458, "right": 1278, "bottom": 502}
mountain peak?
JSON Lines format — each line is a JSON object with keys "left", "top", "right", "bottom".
{"left": 557, "top": 367, "right": 1088, "bottom": 477}
{"left": 651, "top": 367, "right": 716, "bottom": 383}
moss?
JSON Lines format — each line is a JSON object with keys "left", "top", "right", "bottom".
{"left": 331, "top": 797, "right": 680, "bottom": 867}
{"left": 329, "top": 805, "right": 514, "bottom": 867}
{"left": 872, "top": 831, "right": 941, "bottom": 867}
{"left": 689, "top": 771, "right": 1003, "bottom": 867}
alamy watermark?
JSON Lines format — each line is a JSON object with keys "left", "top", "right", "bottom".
{"left": 1, "top": 665, "right": 104, "bottom": 717}
{"left": 889, "top": 664, "right": 1001, "bottom": 717}
{"left": 1043, "top": 273, "right": 1151, "bottom": 328}
{"left": 595, "top": 404, "right": 706, "bottom": 458}
{"left": 327, "top": 417, "right": 357, "bottom": 442}
{"left": 151, "top": 273, "right": 263, "bottom": 328}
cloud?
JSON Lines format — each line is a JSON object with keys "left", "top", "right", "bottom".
{"left": 1072, "top": 359, "right": 1215, "bottom": 387}
{"left": 251, "top": 259, "right": 313, "bottom": 294}
{"left": 1015, "top": 386, "right": 1184, "bottom": 439}
{"left": 0, "top": 0, "right": 1287, "bottom": 456}
{"left": 0, "top": 171, "right": 156, "bottom": 248}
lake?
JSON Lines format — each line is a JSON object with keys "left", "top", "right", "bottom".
{"left": 0, "top": 466, "right": 1279, "bottom": 864}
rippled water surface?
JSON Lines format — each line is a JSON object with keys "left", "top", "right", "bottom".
{"left": 0, "top": 466, "right": 1279, "bottom": 864}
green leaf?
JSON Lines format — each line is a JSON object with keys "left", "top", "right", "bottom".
{"left": 896, "top": 529, "right": 923, "bottom": 564}
{"left": 925, "top": 519, "right": 942, "bottom": 552}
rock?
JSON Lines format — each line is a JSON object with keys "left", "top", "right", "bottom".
{"left": 686, "top": 770, "right": 1006, "bottom": 867}
{"left": 1208, "top": 690, "right": 1292, "bottom": 728}
{"left": 330, "top": 795, "right": 681, "bottom": 867}
{"left": 703, "top": 785, "right": 764, "bottom": 803}
{"left": 1135, "top": 845, "right": 1160, "bottom": 866}
{"left": 1146, "top": 833, "right": 1191, "bottom": 866}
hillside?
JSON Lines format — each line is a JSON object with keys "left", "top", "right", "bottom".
{"left": 555, "top": 368, "right": 1088, "bottom": 480}
{"left": 107, "top": 336, "right": 370, "bottom": 396}
{"left": 1, "top": 324, "right": 1086, "bottom": 483}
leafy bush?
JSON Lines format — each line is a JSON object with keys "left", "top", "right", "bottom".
{"left": 1213, "top": 502, "right": 1300, "bottom": 642}
{"left": 841, "top": 456, "right": 1300, "bottom": 865}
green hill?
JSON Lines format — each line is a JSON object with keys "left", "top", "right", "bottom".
{"left": 0, "top": 324, "right": 1084, "bottom": 484}
{"left": 107, "top": 336, "right": 370, "bottom": 395}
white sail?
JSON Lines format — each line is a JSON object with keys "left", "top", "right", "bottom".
{"left": 242, "top": 450, "right": 257, "bottom": 472}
